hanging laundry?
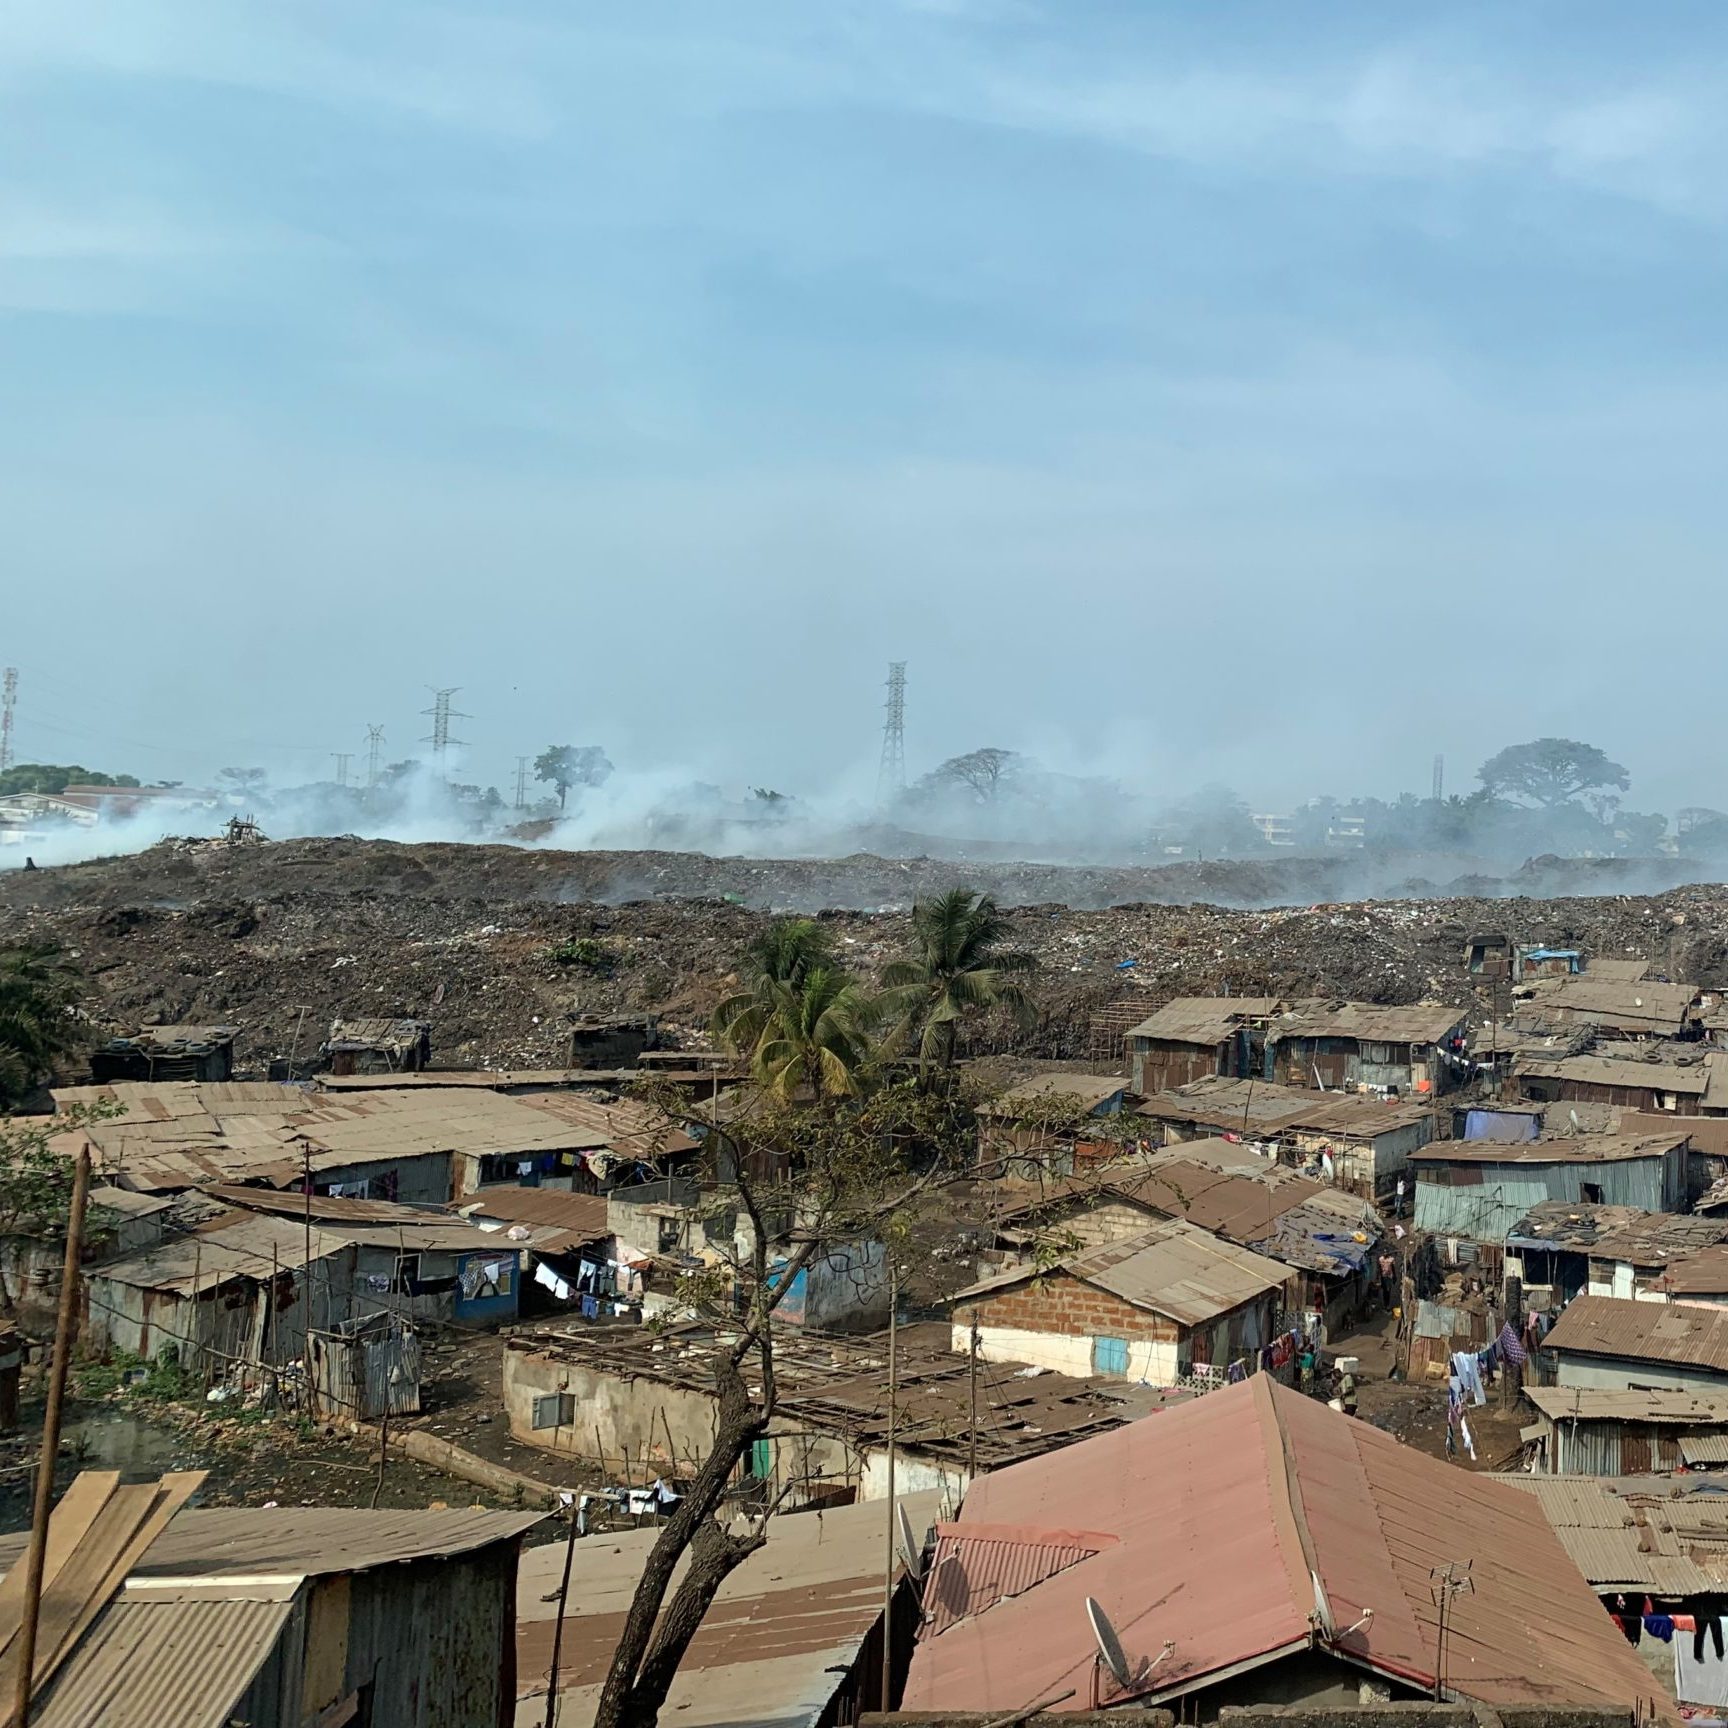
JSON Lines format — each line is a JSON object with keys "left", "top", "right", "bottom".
{"left": 1459, "top": 1415, "right": 1477, "bottom": 1461}
{"left": 1499, "top": 1322, "right": 1528, "bottom": 1368}
{"left": 580, "top": 1294, "right": 599, "bottom": 1319}
{"left": 1451, "top": 1351, "right": 1487, "bottom": 1406}
{"left": 534, "top": 1261, "right": 573, "bottom": 1302}
{"left": 1647, "top": 1617, "right": 1676, "bottom": 1643}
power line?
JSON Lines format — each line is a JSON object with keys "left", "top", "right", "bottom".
{"left": 876, "top": 661, "right": 907, "bottom": 810}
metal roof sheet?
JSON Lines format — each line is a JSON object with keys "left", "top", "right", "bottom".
{"left": 1135, "top": 1075, "right": 1435, "bottom": 1138}
{"left": 977, "top": 1072, "right": 1130, "bottom": 1114}
{"left": 1513, "top": 1051, "right": 1726, "bottom": 1097}
{"left": 1531, "top": 979, "right": 1700, "bottom": 1031}
{"left": 1411, "top": 1131, "right": 1689, "bottom": 1165}
{"left": 1524, "top": 1385, "right": 1728, "bottom": 1423}
{"left": 26, "top": 1597, "right": 294, "bottom": 1728}
{"left": 87, "top": 1211, "right": 357, "bottom": 1293}
{"left": 515, "top": 1491, "right": 941, "bottom": 1728}
{"left": 922, "top": 1523, "right": 1115, "bottom": 1639}
{"left": 1681, "top": 1434, "right": 1728, "bottom": 1465}
{"left": 1123, "top": 997, "right": 1284, "bottom": 1044}
{"left": 509, "top": 1091, "right": 698, "bottom": 1159}
{"left": 1273, "top": 1001, "right": 1467, "bottom": 1045}
{"left": 459, "top": 1185, "right": 610, "bottom": 1239}
{"left": 954, "top": 1217, "right": 1288, "bottom": 1325}
{"left": 1546, "top": 1294, "right": 1728, "bottom": 1374}
{"left": 902, "top": 1375, "right": 1667, "bottom": 1718}
{"left": 1588, "top": 1214, "right": 1728, "bottom": 1264}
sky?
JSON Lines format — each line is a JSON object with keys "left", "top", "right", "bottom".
{"left": 3, "top": 1, "right": 1726, "bottom": 815}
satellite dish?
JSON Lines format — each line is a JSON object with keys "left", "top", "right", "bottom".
{"left": 1569, "top": 1109, "right": 1581, "bottom": 1132}
{"left": 1085, "top": 1597, "right": 1132, "bottom": 1690}
{"left": 1310, "top": 1570, "right": 1336, "bottom": 1638}
{"left": 896, "top": 1502, "right": 924, "bottom": 1579}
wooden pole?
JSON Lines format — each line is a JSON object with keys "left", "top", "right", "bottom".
{"left": 967, "top": 1317, "right": 980, "bottom": 1480}
{"left": 880, "top": 1259, "right": 899, "bottom": 1711}
{"left": 13, "top": 1145, "right": 90, "bottom": 1728}
{"left": 541, "top": 1496, "right": 581, "bottom": 1728}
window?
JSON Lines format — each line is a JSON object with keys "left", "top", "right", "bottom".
{"left": 390, "top": 1252, "right": 421, "bottom": 1294}
{"left": 657, "top": 1215, "right": 682, "bottom": 1253}
{"left": 1581, "top": 1182, "right": 1604, "bottom": 1204}
{"left": 1092, "top": 1336, "right": 1130, "bottom": 1376}
{"left": 531, "top": 1392, "right": 576, "bottom": 1430}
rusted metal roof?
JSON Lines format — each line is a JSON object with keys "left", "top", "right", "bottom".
{"left": 1124, "top": 997, "right": 1283, "bottom": 1044}
{"left": 922, "top": 1523, "right": 1115, "bottom": 1638}
{"left": 902, "top": 1375, "right": 1671, "bottom": 1719}
{"left": 515, "top": 1491, "right": 941, "bottom": 1727}
{"left": 1524, "top": 1385, "right": 1728, "bottom": 1423}
{"left": 1528, "top": 978, "right": 1701, "bottom": 1033}
{"left": 1135, "top": 1075, "right": 1436, "bottom": 1139}
{"left": 952, "top": 1217, "right": 1289, "bottom": 1325}
{"left": 1502, "top": 1476, "right": 1728, "bottom": 1594}
{"left": 1411, "top": 1130, "right": 1690, "bottom": 1165}
{"left": 324, "top": 1015, "right": 429, "bottom": 1050}
{"left": 87, "top": 1210, "right": 356, "bottom": 1294}
{"left": 510, "top": 1090, "right": 698, "bottom": 1160}
{"left": 1546, "top": 1294, "right": 1728, "bottom": 1374}
{"left": 977, "top": 1072, "right": 1131, "bottom": 1116}
{"left": 1514, "top": 1049, "right": 1728, "bottom": 1103}
{"left": 27, "top": 1597, "right": 294, "bottom": 1728}
{"left": 1589, "top": 1213, "right": 1728, "bottom": 1265}
{"left": 1273, "top": 1001, "right": 1467, "bottom": 1046}
{"left": 459, "top": 1184, "right": 610, "bottom": 1242}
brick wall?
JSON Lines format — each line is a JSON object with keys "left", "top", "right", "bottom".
{"left": 960, "top": 1273, "right": 1177, "bottom": 1343}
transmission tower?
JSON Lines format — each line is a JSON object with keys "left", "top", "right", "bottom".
{"left": 332, "top": 753, "right": 352, "bottom": 789}
{"left": 876, "top": 661, "right": 907, "bottom": 809}
{"left": 514, "top": 756, "right": 529, "bottom": 811}
{"left": 0, "top": 669, "right": 15, "bottom": 773}
{"left": 1432, "top": 754, "right": 1445, "bottom": 802}
{"left": 365, "top": 725, "right": 385, "bottom": 789}
{"left": 420, "top": 687, "right": 469, "bottom": 777}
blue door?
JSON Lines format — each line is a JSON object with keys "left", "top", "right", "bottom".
{"left": 1092, "top": 1336, "right": 1129, "bottom": 1376}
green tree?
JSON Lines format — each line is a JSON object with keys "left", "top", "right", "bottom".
{"left": 1477, "top": 738, "right": 1629, "bottom": 810}
{"left": 713, "top": 919, "right": 872, "bottom": 1102}
{"left": 0, "top": 764, "right": 139, "bottom": 797}
{"left": 534, "top": 744, "right": 614, "bottom": 811}
{"left": 218, "top": 766, "right": 268, "bottom": 798}
{"left": 0, "top": 945, "right": 84, "bottom": 1107}
{"left": 877, "top": 887, "right": 1037, "bottom": 1071}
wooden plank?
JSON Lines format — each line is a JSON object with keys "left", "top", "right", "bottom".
{"left": 0, "top": 1471, "right": 121, "bottom": 1665}
{"left": 28, "top": 1470, "right": 207, "bottom": 1707}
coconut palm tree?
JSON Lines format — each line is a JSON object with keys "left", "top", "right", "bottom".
{"left": 0, "top": 945, "right": 83, "bottom": 1108}
{"left": 712, "top": 920, "right": 872, "bottom": 1102}
{"left": 877, "top": 888, "right": 1036, "bottom": 1072}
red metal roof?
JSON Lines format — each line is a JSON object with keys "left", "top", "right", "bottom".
{"left": 922, "top": 1523, "right": 1117, "bottom": 1638}
{"left": 901, "top": 1375, "right": 1673, "bottom": 1719}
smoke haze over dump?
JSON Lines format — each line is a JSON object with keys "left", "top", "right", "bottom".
{"left": 4, "top": 5, "right": 1728, "bottom": 819}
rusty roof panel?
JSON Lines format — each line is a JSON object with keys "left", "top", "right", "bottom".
{"left": 1124, "top": 998, "right": 1284, "bottom": 1044}
{"left": 1545, "top": 1294, "right": 1728, "bottom": 1374}
{"left": 923, "top": 1523, "right": 1116, "bottom": 1638}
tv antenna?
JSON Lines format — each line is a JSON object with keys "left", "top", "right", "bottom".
{"left": 1084, "top": 1597, "right": 1174, "bottom": 1706}
{"left": 1428, "top": 1561, "right": 1474, "bottom": 1700}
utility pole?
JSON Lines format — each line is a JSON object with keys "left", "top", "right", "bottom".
{"left": 365, "top": 725, "right": 385, "bottom": 790}
{"left": 875, "top": 662, "right": 907, "bottom": 811}
{"left": 881, "top": 1258, "right": 900, "bottom": 1711}
{"left": 514, "top": 756, "right": 529, "bottom": 812}
{"left": 14, "top": 1145, "right": 90, "bottom": 1728}
{"left": 0, "top": 668, "right": 16, "bottom": 773}
{"left": 967, "top": 1318, "right": 980, "bottom": 1479}
{"left": 421, "top": 687, "right": 469, "bottom": 779}
{"left": 332, "top": 753, "right": 352, "bottom": 789}
{"left": 1431, "top": 755, "right": 1445, "bottom": 802}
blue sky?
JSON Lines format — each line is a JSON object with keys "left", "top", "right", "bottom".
{"left": 3, "top": 1, "right": 1725, "bottom": 812}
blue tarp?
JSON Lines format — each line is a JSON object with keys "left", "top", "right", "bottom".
{"left": 1463, "top": 1108, "right": 1541, "bottom": 1143}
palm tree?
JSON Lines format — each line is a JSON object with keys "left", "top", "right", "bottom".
{"left": 0, "top": 945, "right": 83, "bottom": 1107}
{"left": 878, "top": 888, "right": 1036, "bottom": 1072}
{"left": 713, "top": 919, "right": 871, "bottom": 1102}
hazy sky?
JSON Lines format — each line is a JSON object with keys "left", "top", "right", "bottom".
{"left": 4, "top": 2, "right": 1726, "bottom": 813}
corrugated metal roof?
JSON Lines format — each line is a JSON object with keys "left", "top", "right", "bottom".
{"left": 27, "top": 1597, "right": 293, "bottom": 1728}
{"left": 1659, "top": 1250, "right": 1728, "bottom": 1294}
{"left": 509, "top": 1091, "right": 698, "bottom": 1159}
{"left": 1066, "top": 1218, "right": 1289, "bottom": 1323}
{"left": 1524, "top": 1385, "right": 1728, "bottom": 1423}
{"left": 1546, "top": 1294, "right": 1728, "bottom": 1374}
{"left": 977, "top": 1072, "right": 1130, "bottom": 1115}
{"left": 1500, "top": 1476, "right": 1728, "bottom": 1593}
{"left": 1135, "top": 1075, "right": 1435, "bottom": 1138}
{"left": 1124, "top": 997, "right": 1284, "bottom": 1044}
{"left": 922, "top": 1523, "right": 1114, "bottom": 1638}
{"left": 902, "top": 1375, "right": 1667, "bottom": 1719}
{"left": 460, "top": 1185, "right": 610, "bottom": 1239}
{"left": 1411, "top": 1131, "right": 1690, "bottom": 1165}
{"left": 1590, "top": 959, "right": 1655, "bottom": 982}
{"left": 1531, "top": 978, "right": 1700, "bottom": 1032}
{"left": 1273, "top": 1001, "right": 1467, "bottom": 1045}
{"left": 88, "top": 1210, "right": 356, "bottom": 1293}
{"left": 1513, "top": 1051, "right": 1722, "bottom": 1097}
{"left": 515, "top": 1491, "right": 942, "bottom": 1727}
{"left": 1681, "top": 1434, "right": 1728, "bottom": 1464}
{"left": 1589, "top": 1214, "right": 1728, "bottom": 1264}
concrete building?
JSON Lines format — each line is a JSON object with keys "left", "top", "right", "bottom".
{"left": 949, "top": 1216, "right": 1288, "bottom": 1384}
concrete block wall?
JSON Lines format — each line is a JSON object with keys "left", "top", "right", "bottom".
{"left": 959, "top": 1275, "right": 1177, "bottom": 1343}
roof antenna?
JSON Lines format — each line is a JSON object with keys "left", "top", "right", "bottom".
{"left": 1084, "top": 1597, "right": 1174, "bottom": 1706}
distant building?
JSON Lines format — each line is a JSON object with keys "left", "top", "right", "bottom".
{"left": 1514, "top": 1048, "right": 1728, "bottom": 1114}
{"left": 1268, "top": 1002, "right": 1470, "bottom": 1097}
{"left": 1545, "top": 1292, "right": 1728, "bottom": 1394}
{"left": 322, "top": 1016, "right": 431, "bottom": 1075}
{"left": 90, "top": 1025, "right": 237, "bottom": 1085}
{"left": 1123, "top": 997, "right": 1284, "bottom": 1093}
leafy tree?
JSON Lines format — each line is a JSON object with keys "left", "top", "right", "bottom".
{"left": 878, "top": 888, "right": 1037, "bottom": 1071}
{"left": 0, "top": 945, "right": 84, "bottom": 1108}
{"left": 0, "top": 764, "right": 139, "bottom": 796}
{"left": 0, "top": 1104, "right": 120, "bottom": 1312}
{"left": 1477, "top": 738, "right": 1629, "bottom": 810}
{"left": 591, "top": 1081, "right": 983, "bottom": 1728}
{"left": 218, "top": 766, "right": 268, "bottom": 797}
{"left": 920, "top": 747, "right": 1022, "bottom": 804}
{"left": 534, "top": 744, "right": 614, "bottom": 812}
{"left": 1153, "top": 783, "right": 1263, "bottom": 858}
{"left": 1611, "top": 810, "right": 1668, "bottom": 855}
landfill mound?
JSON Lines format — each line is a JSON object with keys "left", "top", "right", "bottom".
{"left": 0, "top": 836, "right": 1724, "bottom": 1073}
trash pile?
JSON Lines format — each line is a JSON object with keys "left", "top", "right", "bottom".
{"left": 0, "top": 836, "right": 1723, "bottom": 1073}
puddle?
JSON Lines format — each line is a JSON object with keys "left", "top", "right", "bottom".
{"left": 60, "top": 1408, "right": 214, "bottom": 1481}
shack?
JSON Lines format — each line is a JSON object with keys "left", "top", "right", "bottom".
{"left": 1521, "top": 977, "right": 1703, "bottom": 1041}
{"left": 1504, "top": 1201, "right": 1648, "bottom": 1310}
{"left": 1410, "top": 1129, "right": 1691, "bottom": 1246}
{"left": 1122, "top": 997, "right": 1282, "bottom": 1093}
{"left": 502, "top": 1320, "right": 1156, "bottom": 1507}
{"left": 950, "top": 1216, "right": 1288, "bottom": 1384}
{"left": 973, "top": 1071, "right": 1136, "bottom": 1175}
{"left": 1545, "top": 1292, "right": 1728, "bottom": 1394}
{"left": 0, "top": 1497, "right": 540, "bottom": 1728}
{"left": 1269, "top": 1001, "right": 1470, "bottom": 1096}
{"left": 1521, "top": 1383, "right": 1728, "bottom": 1475}
{"left": 1585, "top": 1212, "right": 1728, "bottom": 1302}
{"left": 90, "top": 1024, "right": 238, "bottom": 1084}
{"left": 1514, "top": 1048, "right": 1728, "bottom": 1114}
{"left": 322, "top": 1016, "right": 431, "bottom": 1075}
{"left": 1134, "top": 1073, "right": 1436, "bottom": 1198}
